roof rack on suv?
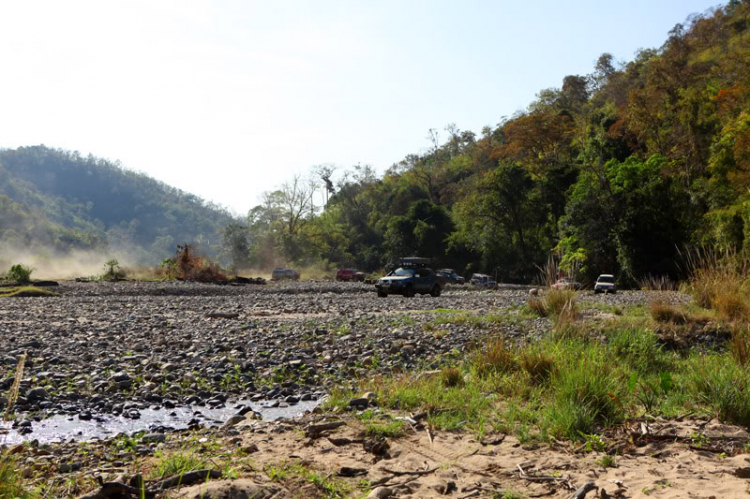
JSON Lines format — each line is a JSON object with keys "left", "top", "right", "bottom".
{"left": 398, "top": 257, "right": 432, "bottom": 267}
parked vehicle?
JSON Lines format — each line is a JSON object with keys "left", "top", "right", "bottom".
{"left": 594, "top": 274, "right": 616, "bottom": 294}
{"left": 437, "top": 268, "right": 465, "bottom": 285}
{"left": 470, "top": 273, "right": 496, "bottom": 288}
{"left": 336, "top": 268, "right": 365, "bottom": 282}
{"left": 551, "top": 278, "right": 581, "bottom": 290}
{"left": 375, "top": 257, "right": 443, "bottom": 298}
{"left": 271, "top": 268, "right": 300, "bottom": 280}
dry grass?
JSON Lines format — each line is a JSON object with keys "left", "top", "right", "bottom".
{"left": 685, "top": 247, "right": 750, "bottom": 321}
{"left": 519, "top": 348, "right": 556, "bottom": 384}
{"left": 528, "top": 289, "right": 578, "bottom": 321}
{"left": 173, "top": 244, "right": 227, "bottom": 283}
{"left": 638, "top": 274, "right": 678, "bottom": 291}
{"left": 731, "top": 329, "right": 750, "bottom": 367}
{"left": 471, "top": 340, "right": 517, "bottom": 378}
{"left": 441, "top": 367, "right": 463, "bottom": 387}
{"left": 650, "top": 300, "right": 691, "bottom": 324}
{"left": 4, "top": 353, "right": 26, "bottom": 421}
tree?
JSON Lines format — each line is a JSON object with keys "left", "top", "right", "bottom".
{"left": 221, "top": 222, "right": 251, "bottom": 271}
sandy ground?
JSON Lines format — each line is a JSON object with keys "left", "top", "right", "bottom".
{"left": 206, "top": 414, "right": 750, "bottom": 499}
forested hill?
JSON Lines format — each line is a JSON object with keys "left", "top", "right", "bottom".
{"left": 241, "top": 1, "right": 750, "bottom": 285}
{"left": 0, "top": 145, "right": 234, "bottom": 264}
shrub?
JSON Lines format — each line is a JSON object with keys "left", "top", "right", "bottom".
{"left": 5, "top": 264, "right": 33, "bottom": 284}
{"left": 174, "top": 244, "right": 226, "bottom": 282}
{"left": 713, "top": 293, "right": 749, "bottom": 322}
{"left": 102, "top": 259, "right": 127, "bottom": 281}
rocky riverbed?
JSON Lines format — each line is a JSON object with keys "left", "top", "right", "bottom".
{"left": 0, "top": 281, "right": 689, "bottom": 442}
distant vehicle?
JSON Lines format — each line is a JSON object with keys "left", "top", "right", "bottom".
{"left": 470, "top": 273, "right": 496, "bottom": 288}
{"left": 271, "top": 268, "right": 300, "bottom": 281}
{"left": 437, "top": 268, "right": 465, "bottom": 285}
{"left": 594, "top": 274, "right": 616, "bottom": 294}
{"left": 375, "top": 257, "right": 443, "bottom": 298}
{"left": 551, "top": 278, "right": 581, "bottom": 290}
{"left": 336, "top": 268, "right": 365, "bottom": 282}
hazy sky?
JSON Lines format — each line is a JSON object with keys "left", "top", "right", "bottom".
{"left": 0, "top": 0, "right": 721, "bottom": 215}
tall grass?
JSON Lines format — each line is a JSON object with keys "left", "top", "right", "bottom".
{"left": 686, "top": 354, "right": 750, "bottom": 426}
{"left": 685, "top": 247, "right": 750, "bottom": 321}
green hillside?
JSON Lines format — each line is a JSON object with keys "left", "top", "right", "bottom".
{"left": 243, "top": 1, "right": 750, "bottom": 284}
{"left": 0, "top": 145, "right": 234, "bottom": 264}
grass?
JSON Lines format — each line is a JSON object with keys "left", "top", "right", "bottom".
{"left": 325, "top": 299, "right": 750, "bottom": 443}
{"left": 363, "top": 420, "right": 406, "bottom": 439}
{"left": 0, "top": 456, "right": 35, "bottom": 499}
{"left": 149, "top": 451, "right": 208, "bottom": 479}
{"left": 4, "top": 263, "right": 33, "bottom": 284}
{"left": 0, "top": 286, "right": 56, "bottom": 298}
{"left": 528, "top": 289, "right": 578, "bottom": 321}
{"left": 265, "top": 461, "right": 351, "bottom": 498}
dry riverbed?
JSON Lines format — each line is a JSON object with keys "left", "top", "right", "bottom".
{"left": 3, "top": 280, "right": 745, "bottom": 498}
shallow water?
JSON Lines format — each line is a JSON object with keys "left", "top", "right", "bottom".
{"left": 0, "top": 399, "right": 318, "bottom": 445}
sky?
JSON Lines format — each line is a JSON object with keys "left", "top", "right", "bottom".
{"left": 0, "top": 0, "right": 722, "bottom": 215}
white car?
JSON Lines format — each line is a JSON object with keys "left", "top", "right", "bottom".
{"left": 594, "top": 274, "right": 616, "bottom": 294}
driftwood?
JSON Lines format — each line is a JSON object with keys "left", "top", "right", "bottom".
{"left": 205, "top": 312, "right": 240, "bottom": 319}
{"left": 570, "top": 481, "right": 598, "bottom": 499}
{"left": 77, "top": 470, "right": 222, "bottom": 498}
{"left": 381, "top": 467, "right": 437, "bottom": 476}
{"left": 305, "top": 421, "right": 345, "bottom": 437}
{"left": 77, "top": 481, "right": 151, "bottom": 499}
{"left": 152, "top": 469, "right": 223, "bottom": 490}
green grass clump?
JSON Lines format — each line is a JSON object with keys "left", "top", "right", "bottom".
{"left": 150, "top": 451, "right": 208, "bottom": 479}
{"left": 542, "top": 342, "right": 625, "bottom": 440}
{"left": 607, "top": 327, "right": 671, "bottom": 374}
{"left": 0, "top": 456, "right": 35, "bottom": 499}
{"left": 686, "top": 354, "right": 750, "bottom": 426}
{"left": 363, "top": 420, "right": 405, "bottom": 439}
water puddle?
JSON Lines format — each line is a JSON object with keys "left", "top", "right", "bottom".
{"left": 0, "top": 399, "right": 318, "bottom": 445}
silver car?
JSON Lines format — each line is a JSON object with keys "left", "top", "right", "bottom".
{"left": 594, "top": 274, "right": 616, "bottom": 294}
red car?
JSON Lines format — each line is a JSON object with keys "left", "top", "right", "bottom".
{"left": 336, "top": 269, "right": 365, "bottom": 282}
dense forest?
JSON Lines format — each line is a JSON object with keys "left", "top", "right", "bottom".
{"left": 236, "top": 0, "right": 750, "bottom": 285}
{"left": 0, "top": 146, "right": 233, "bottom": 264}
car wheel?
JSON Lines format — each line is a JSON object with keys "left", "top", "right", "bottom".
{"left": 430, "top": 285, "right": 441, "bottom": 297}
{"left": 403, "top": 286, "right": 415, "bottom": 298}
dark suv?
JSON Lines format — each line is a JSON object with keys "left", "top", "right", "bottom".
{"left": 375, "top": 257, "right": 444, "bottom": 298}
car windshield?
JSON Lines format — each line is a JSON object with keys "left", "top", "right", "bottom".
{"left": 598, "top": 276, "right": 614, "bottom": 283}
{"left": 391, "top": 268, "right": 415, "bottom": 277}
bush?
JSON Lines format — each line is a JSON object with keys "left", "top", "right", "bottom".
{"left": 102, "top": 259, "right": 127, "bottom": 281}
{"left": 5, "top": 264, "right": 33, "bottom": 284}
{"left": 528, "top": 289, "right": 578, "bottom": 322}
{"left": 607, "top": 327, "right": 669, "bottom": 374}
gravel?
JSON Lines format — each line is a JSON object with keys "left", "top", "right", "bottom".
{"left": 0, "top": 280, "right": 690, "bottom": 429}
